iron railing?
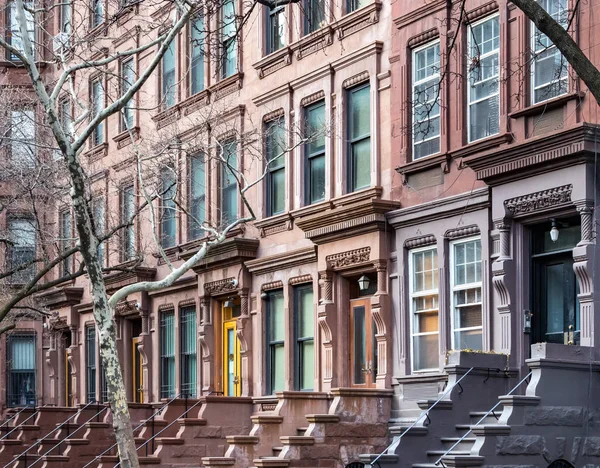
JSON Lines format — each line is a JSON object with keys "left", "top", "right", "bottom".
{"left": 0, "top": 404, "right": 36, "bottom": 437}
{"left": 0, "top": 404, "right": 48, "bottom": 441}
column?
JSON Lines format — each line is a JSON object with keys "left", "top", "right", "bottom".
{"left": 573, "top": 203, "right": 595, "bottom": 347}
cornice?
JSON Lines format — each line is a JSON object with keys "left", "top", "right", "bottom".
{"left": 407, "top": 28, "right": 439, "bottom": 48}
{"left": 182, "top": 237, "right": 259, "bottom": 273}
{"left": 404, "top": 234, "right": 437, "bottom": 249}
{"left": 147, "top": 275, "right": 197, "bottom": 297}
{"left": 394, "top": 0, "right": 446, "bottom": 29}
{"left": 331, "top": 41, "right": 383, "bottom": 72}
{"left": 104, "top": 267, "right": 157, "bottom": 295}
{"left": 252, "top": 47, "right": 293, "bottom": 79}
{"left": 36, "top": 286, "right": 84, "bottom": 310}
{"left": 253, "top": 212, "right": 293, "bottom": 237}
{"left": 245, "top": 246, "right": 317, "bottom": 275}
{"left": 503, "top": 184, "right": 573, "bottom": 218}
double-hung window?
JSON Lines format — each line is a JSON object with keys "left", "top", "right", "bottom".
{"left": 7, "top": 218, "right": 36, "bottom": 283}
{"left": 347, "top": 84, "right": 371, "bottom": 192}
{"left": 451, "top": 238, "right": 482, "bottom": 350}
{"left": 7, "top": 333, "right": 36, "bottom": 407}
{"left": 190, "top": 16, "right": 205, "bottom": 95}
{"left": 221, "top": 0, "right": 237, "bottom": 78}
{"left": 8, "top": 1, "right": 34, "bottom": 61}
{"left": 304, "top": 101, "right": 326, "bottom": 204}
{"left": 467, "top": 15, "right": 500, "bottom": 143}
{"left": 85, "top": 326, "right": 97, "bottom": 402}
{"left": 294, "top": 285, "right": 314, "bottom": 391}
{"left": 266, "top": 119, "right": 286, "bottom": 217}
{"left": 160, "top": 310, "right": 175, "bottom": 398}
{"left": 347, "top": 0, "right": 365, "bottom": 13}
{"left": 412, "top": 42, "right": 441, "bottom": 160}
{"left": 410, "top": 247, "right": 439, "bottom": 372}
{"left": 160, "top": 169, "right": 176, "bottom": 249}
{"left": 121, "top": 59, "right": 135, "bottom": 130}
{"left": 532, "top": 0, "right": 568, "bottom": 103}
{"left": 188, "top": 154, "right": 206, "bottom": 240}
{"left": 162, "top": 39, "right": 177, "bottom": 108}
{"left": 267, "top": 289, "right": 285, "bottom": 394}
{"left": 180, "top": 306, "right": 197, "bottom": 398}
{"left": 266, "top": 5, "right": 285, "bottom": 54}
{"left": 121, "top": 185, "right": 135, "bottom": 261}
{"left": 220, "top": 140, "right": 238, "bottom": 225}
{"left": 91, "top": 79, "right": 104, "bottom": 146}
{"left": 304, "top": 0, "right": 325, "bottom": 34}
{"left": 59, "top": 210, "right": 71, "bottom": 276}
{"left": 10, "top": 109, "right": 36, "bottom": 168}
{"left": 92, "top": 0, "right": 103, "bottom": 28}
{"left": 92, "top": 196, "right": 105, "bottom": 267}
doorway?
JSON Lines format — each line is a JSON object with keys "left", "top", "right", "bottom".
{"left": 531, "top": 220, "right": 580, "bottom": 345}
{"left": 63, "top": 332, "right": 73, "bottom": 406}
{"left": 350, "top": 298, "right": 377, "bottom": 387}
{"left": 132, "top": 337, "right": 144, "bottom": 403}
{"left": 222, "top": 300, "right": 241, "bottom": 396}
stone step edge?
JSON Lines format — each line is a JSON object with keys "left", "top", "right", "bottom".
{"left": 279, "top": 435, "right": 315, "bottom": 445}
{"left": 226, "top": 435, "right": 259, "bottom": 444}
{"left": 305, "top": 414, "right": 340, "bottom": 423}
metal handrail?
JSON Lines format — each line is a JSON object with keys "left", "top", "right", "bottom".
{"left": 112, "top": 399, "right": 204, "bottom": 468}
{"left": 0, "top": 404, "right": 49, "bottom": 441}
{"left": 370, "top": 367, "right": 475, "bottom": 466}
{"left": 434, "top": 371, "right": 533, "bottom": 467}
{"left": 2, "top": 400, "right": 100, "bottom": 468}
{"left": 0, "top": 405, "right": 35, "bottom": 432}
{"left": 25, "top": 405, "right": 109, "bottom": 468}
{"left": 82, "top": 393, "right": 187, "bottom": 468}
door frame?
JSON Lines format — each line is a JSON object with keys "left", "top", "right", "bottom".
{"left": 222, "top": 320, "right": 241, "bottom": 396}
{"left": 132, "top": 337, "right": 143, "bottom": 403}
{"left": 349, "top": 297, "right": 375, "bottom": 388}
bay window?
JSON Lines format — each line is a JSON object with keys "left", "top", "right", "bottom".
{"left": 347, "top": 83, "right": 371, "bottom": 192}
{"left": 304, "top": 101, "right": 326, "bottom": 205}
{"left": 267, "top": 289, "right": 285, "bottom": 394}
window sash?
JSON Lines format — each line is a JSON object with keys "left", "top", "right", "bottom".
{"left": 160, "top": 311, "right": 176, "bottom": 398}
{"left": 121, "top": 186, "right": 135, "bottom": 260}
{"left": 188, "top": 154, "right": 206, "bottom": 240}
{"left": 190, "top": 16, "right": 205, "bottom": 95}
{"left": 160, "top": 170, "right": 177, "bottom": 248}
{"left": 220, "top": 141, "right": 238, "bottom": 225}
{"left": 91, "top": 80, "right": 104, "bottom": 146}
{"left": 221, "top": 0, "right": 237, "bottom": 78}
{"left": 180, "top": 306, "right": 197, "bottom": 397}
{"left": 8, "top": 2, "right": 35, "bottom": 60}
{"left": 85, "top": 326, "right": 97, "bottom": 402}
{"left": 267, "top": 5, "right": 285, "bottom": 54}
{"left": 92, "top": 196, "right": 105, "bottom": 266}
{"left": 294, "top": 285, "right": 314, "bottom": 391}
{"left": 304, "top": 0, "right": 325, "bottom": 34}
{"left": 60, "top": 210, "right": 71, "bottom": 276}
{"left": 7, "top": 334, "right": 36, "bottom": 407}
{"left": 162, "top": 40, "right": 177, "bottom": 108}
{"left": 347, "top": 84, "right": 371, "bottom": 192}
{"left": 7, "top": 218, "right": 36, "bottom": 283}
{"left": 266, "top": 120, "right": 286, "bottom": 216}
{"left": 10, "top": 109, "right": 36, "bottom": 168}
{"left": 121, "top": 59, "right": 135, "bottom": 130}
{"left": 267, "top": 290, "right": 285, "bottom": 394}
{"left": 92, "top": 0, "right": 104, "bottom": 27}
{"left": 304, "top": 101, "right": 326, "bottom": 204}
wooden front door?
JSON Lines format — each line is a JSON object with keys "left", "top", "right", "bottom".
{"left": 350, "top": 298, "right": 377, "bottom": 388}
{"left": 223, "top": 321, "right": 241, "bottom": 396}
{"left": 132, "top": 337, "right": 144, "bottom": 403}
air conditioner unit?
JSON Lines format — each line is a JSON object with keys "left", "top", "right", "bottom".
{"left": 53, "top": 32, "right": 70, "bottom": 54}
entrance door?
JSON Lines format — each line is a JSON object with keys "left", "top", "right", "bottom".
{"left": 132, "top": 337, "right": 144, "bottom": 403}
{"left": 350, "top": 298, "right": 377, "bottom": 387}
{"left": 223, "top": 321, "right": 241, "bottom": 396}
{"left": 65, "top": 349, "right": 73, "bottom": 406}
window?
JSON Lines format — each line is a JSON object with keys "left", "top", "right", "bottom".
{"left": 304, "top": 101, "right": 326, "bottom": 205}
{"left": 92, "top": 196, "right": 105, "bottom": 267}
{"left": 7, "top": 218, "right": 36, "bottom": 283}
{"left": 294, "top": 285, "right": 314, "bottom": 391}
{"left": 92, "top": 0, "right": 104, "bottom": 28}
{"left": 160, "top": 311, "right": 175, "bottom": 398}
{"left": 347, "top": 0, "right": 365, "bottom": 13}
{"left": 304, "top": 0, "right": 325, "bottom": 34}
{"left": 267, "top": 289, "right": 285, "bottom": 394}
{"left": 60, "top": 0, "right": 71, "bottom": 36}
{"left": 85, "top": 326, "right": 97, "bottom": 402}
{"left": 91, "top": 79, "right": 104, "bottom": 146}
{"left": 410, "top": 247, "right": 439, "bottom": 372}
{"left": 10, "top": 110, "right": 36, "bottom": 168}
{"left": 6, "top": 333, "right": 36, "bottom": 407}
{"left": 220, "top": 140, "right": 238, "bottom": 225}
{"left": 221, "top": 0, "right": 237, "bottom": 78}
{"left": 121, "top": 59, "right": 135, "bottom": 131}
{"left": 190, "top": 16, "right": 205, "bottom": 95}
{"left": 266, "top": 119, "right": 286, "bottom": 217}
{"left": 412, "top": 42, "right": 441, "bottom": 160}
{"left": 266, "top": 5, "right": 285, "bottom": 54}
{"left": 59, "top": 210, "right": 71, "bottom": 276}
{"left": 188, "top": 154, "right": 206, "bottom": 240}
{"left": 7, "top": 1, "right": 34, "bottom": 60}
{"left": 162, "top": 39, "right": 177, "bottom": 108}
{"left": 121, "top": 185, "right": 135, "bottom": 261}
{"left": 451, "top": 238, "right": 482, "bottom": 350}
{"left": 532, "top": 0, "right": 568, "bottom": 103}
{"left": 180, "top": 306, "right": 197, "bottom": 398}
{"left": 160, "top": 169, "right": 176, "bottom": 249}
{"left": 347, "top": 84, "right": 370, "bottom": 192}
{"left": 467, "top": 15, "right": 500, "bottom": 143}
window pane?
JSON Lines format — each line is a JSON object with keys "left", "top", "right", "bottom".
{"left": 160, "top": 170, "right": 176, "bottom": 248}
{"left": 306, "top": 0, "right": 325, "bottom": 33}
{"left": 221, "top": 141, "right": 238, "bottom": 225}
{"left": 453, "top": 329, "right": 482, "bottom": 350}
{"left": 189, "top": 155, "right": 206, "bottom": 239}
{"left": 92, "top": 81, "right": 104, "bottom": 145}
{"left": 351, "top": 138, "right": 370, "bottom": 191}
{"left": 469, "top": 94, "right": 499, "bottom": 141}
{"left": 162, "top": 40, "right": 176, "bottom": 107}
{"left": 272, "top": 344, "right": 285, "bottom": 392}
{"left": 349, "top": 86, "right": 370, "bottom": 139}
{"left": 413, "top": 334, "right": 438, "bottom": 371}
{"left": 270, "top": 291, "right": 285, "bottom": 342}
{"left": 309, "top": 154, "right": 326, "bottom": 204}
{"left": 353, "top": 306, "right": 366, "bottom": 384}
{"left": 160, "top": 311, "right": 175, "bottom": 398}
{"left": 122, "top": 60, "right": 135, "bottom": 129}
{"left": 306, "top": 102, "right": 325, "bottom": 155}
{"left": 122, "top": 186, "right": 135, "bottom": 259}
{"left": 267, "top": 6, "right": 286, "bottom": 53}
{"left": 191, "top": 16, "right": 205, "bottom": 95}
{"left": 11, "top": 110, "right": 36, "bottom": 167}
{"left": 300, "top": 340, "right": 314, "bottom": 389}
{"left": 270, "top": 168, "right": 285, "bottom": 215}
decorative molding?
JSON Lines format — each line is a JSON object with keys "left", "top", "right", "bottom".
{"left": 466, "top": 1, "right": 498, "bottom": 22}
{"left": 152, "top": 106, "right": 181, "bottom": 130}
{"left": 262, "top": 108, "right": 285, "bottom": 123}
{"left": 180, "top": 90, "right": 210, "bottom": 116}
{"left": 47, "top": 311, "right": 68, "bottom": 331}
{"left": 112, "top": 156, "right": 136, "bottom": 172}
{"left": 211, "top": 73, "right": 243, "bottom": 101}
{"left": 326, "top": 247, "right": 371, "bottom": 270}
{"left": 85, "top": 143, "right": 108, "bottom": 163}
{"left": 112, "top": 127, "right": 139, "bottom": 149}
{"left": 179, "top": 298, "right": 197, "bottom": 308}
{"left": 112, "top": 24, "right": 140, "bottom": 47}
{"left": 336, "top": 1, "right": 381, "bottom": 40}
{"left": 294, "top": 27, "right": 334, "bottom": 61}
{"left": 253, "top": 47, "right": 293, "bottom": 79}
{"left": 158, "top": 303, "right": 175, "bottom": 312}
{"left": 204, "top": 278, "right": 237, "bottom": 296}
{"left": 404, "top": 235, "right": 436, "bottom": 249}
{"left": 104, "top": 267, "right": 157, "bottom": 295}
{"left": 394, "top": 0, "right": 446, "bottom": 29}
{"left": 504, "top": 184, "right": 572, "bottom": 216}
{"left": 262, "top": 280, "right": 284, "bottom": 291}
{"left": 300, "top": 90, "right": 325, "bottom": 107}
{"left": 289, "top": 274, "right": 313, "bottom": 285}
{"left": 182, "top": 237, "right": 259, "bottom": 273}
{"left": 254, "top": 213, "right": 293, "bottom": 237}
{"left": 245, "top": 246, "right": 316, "bottom": 275}
{"left": 343, "top": 71, "right": 370, "bottom": 89}
{"left": 116, "top": 300, "right": 139, "bottom": 317}
{"left": 407, "top": 28, "right": 439, "bottom": 48}
{"left": 445, "top": 225, "right": 481, "bottom": 239}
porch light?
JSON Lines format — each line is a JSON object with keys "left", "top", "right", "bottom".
{"left": 550, "top": 219, "right": 559, "bottom": 243}
{"left": 523, "top": 309, "right": 532, "bottom": 334}
{"left": 358, "top": 275, "right": 370, "bottom": 291}
{"left": 223, "top": 298, "right": 235, "bottom": 309}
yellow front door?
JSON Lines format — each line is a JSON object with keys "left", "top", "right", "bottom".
{"left": 132, "top": 337, "right": 144, "bottom": 403}
{"left": 223, "top": 321, "right": 241, "bottom": 396}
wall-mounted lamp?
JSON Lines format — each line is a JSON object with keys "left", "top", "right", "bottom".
{"left": 260, "top": 291, "right": 268, "bottom": 300}
{"left": 358, "top": 275, "right": 371, "bottom": 292}
{"left": 524, "top": 309, "right": 532, "bottom": 334}
{"left": 223, "top": 298, "right": 235, "bottom": 309}
{"left": 550, "top": 219, "right": 559, "bottom": 243}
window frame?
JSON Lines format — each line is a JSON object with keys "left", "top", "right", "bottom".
{"left": 90, "top": 78, "right": 105, "bottom": 147}
{"left": 265, "top": 118, "right": 286, "bottom": 217}
{"left": 85, "top": 325, "right": 97, "bottom": 403}
{"left": 266, "top": 289, "right": 285, "bottom": 395}
{"left": 304, "top": 0, "right": 325, "bottom": 35}
{"left": 466, "top": 14, "right": 501, "bottom": 144}
{"left": 408, "top": 245, "right": 439, "bottom": 373}
{"left": 346, "top": 82, "right": 371, "bottom": 193}
{"left": 449, "top": 236, "right": 483, "bottom": 351}
{"left": 6, "top": 332, "right": 37, "bottom": 408}
{"left": 59, "top": 209, "right": 71, "bottom": 277}
{"left": 188, "top": 153, "right": 206, "bottom": 241}
{"left": 220, "top": 0, "right": 237, "bottom": 79}
{"left": 91, "top": 0, "right": 104, "bottom": 28}
{"left": 92, "top": 194, "right": 105, "bottom": 267}
{"left": 120, "top": 184, "right": 135, "bottom": 262}
{"left": 160, "top": 310, "right": 176, "bottom": 399}
{"left": 180, "top": 305, "right": 197, "bottom": 398}
{"left": 159, "top": 169, "right": 177, "bottom": 249}
{"left": 266, "top": 4, "right": 286, "bottom": 55}
{"left": 120, "top": 58, "right": 135, "bottom": 131}
{"left": 161, "top": 38, "right": 177, "bottom": 109}
{"left": 6, "top": 217, "right": 36, "bottom": 284}
{"left": 304, "top": 100, "right": 326, "bottom": 205}
{"left": 9, "top": 108, "right": 36, "bottom": 168}
{"left": 189, "top": 15, "right": 205, "bottom": 95}
{"left": 293, "top": 284, "right": 314, "bottom": 391}
{"left": 7, "top": 1, "right": 35, "bottom": 61}
{"left": 219, "top": 139, "right": 238, "bottom": 226}
{"left": 411, "top": 40, "right": 441, "bottom": 161}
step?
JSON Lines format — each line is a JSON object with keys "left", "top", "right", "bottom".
{"left": 279, "top": 436, "right": 314, "bottom": 446}
{"left": 64, "top": 438, "right": 90, "bottom": 446}
{"left": 154, "top": 437, "right": 185, "bottom": 445}
{"left": 138, "top": 456, "right": 162, "bottom": 465}
{"left": 417, "top": 399, "right": 453, "bottom": 411}
{"left": 305, "top": 414, "right": 340, "bottom": 423}
{"left": 440, "top": 437, "right": 476, "bottom": 451}
{"left": 455, "top": 424, "right": 474, "bottom": 436}
{"left": 178, "top": 417, "right": 207, "bottom": 426}
{"left": 469, "top": 411, "right": 499, "bottom": 425}
{"left": 471, "top": 424, "right": 511, "bottom": 436}
{"left": 359, "top": 454, "right": 399, "bottom": 465}
{"left": 389, "top": 425, "right": 428, "bottom": 436}
{"left": 296, "top": 426, "right": 307, "bottom": 436}
{"left": 251, "top": 414, "right": 284, "bottom": 424}
{"left": 272, "top": 446, "right": 283, "bottom": 456}
{"left": 253, "top": 457, "right": 291, "bottom": 467}
{"left": 498, "top": 395, "right": 540, "bottom": 407}
{"left": 226, "top": 435, "right": 259, "bottom": 444}
{"left": 427, "top": 450, "right": 471, "bottom": 460}
{"left": 201, "top": 457, "right": 236, "bottom": 466}
{"left": 438, "top": 455, "right": 484, "bottom": 467}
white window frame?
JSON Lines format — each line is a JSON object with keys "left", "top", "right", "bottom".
{"left": 450, "top": 236, "right": 483, "bottom": 351}
{"left": 466, "top": 14, "right": 500, "bottom": 143}
{"left": 409, "top": 245, "right": 439, "bottom": 373}
{"left": 412, "top": 40, "right": 441, "bottom": 161}
{"left": 530, "top": 0, "right": 568, "bottom": 104}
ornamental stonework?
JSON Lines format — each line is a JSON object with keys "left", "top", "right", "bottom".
{"left": 326, "top": 247, "right": 371, "bottom": 269}
{"left": 204, "top": 278, "right": 237, "bottom": 296}
{"left": 504, "top": 184, "right": 572, "bottom": 216}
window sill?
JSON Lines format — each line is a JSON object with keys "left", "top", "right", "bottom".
{"left": 113, "top": 127, "right": 140, "bottom": 149}
{"left": 84, "top": 142, "right": 108, "bottom": 162}
{"left": 115, "top": 2, "right": 140, "bottom": 27}
{"left": 292, "top": 25, "right": 334, "bottom": 61}
{"left": 450, "top": 132, "right": 511, "bottom": 160}
{"left": 396, "top": 152, "right": 451, "bottom": 178}
{"left": 86, "top": 22, "right": 108, "bottom": 40}
{"left": 509, "top": 91, "right": 583, "bottom": 119}
{"left": 152, "top": 105, "right": 181, "bottom": 130}
{"left": 254, "top": 212, "right": 293, "bottom": 237}
{"left": 180, "top": 89, "right": 209, "bottom": 116}
{"left": 211, "top": 72, "right": 244, "bottom": 101}
{"left": 252, "top": 46, "right": 293, "bottom": 79}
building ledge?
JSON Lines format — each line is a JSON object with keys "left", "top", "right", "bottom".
{"left": 36, "top": 286, "right": 84, "bottom": 310}
{"left": 180, "top": 89, "right": 209, "bottom": 116}
{"left": 245, "top": 246, "right": 316, "bottom": 275}
{"left": 254, "top": 212, "right": 293, "bottom": 237}
{"left": 103, "top": 266, "right": 157, "bottom": 295}
{"left": 112, "top": 127, "right": 139, "bottom": 149}
{"left": 396, "top": 152, "right": 450, "bottom": 180}
{"left": 509, "top": 92, "right": 583, "bottom": 119}
{"left": 84, "top": 143, "right": 109, "bottom": 162}
{"left": 181, "top": 236, "right": 259, "bottom": 273}
{"left": 253, "top": 47, "right": 293, "bottom": 79}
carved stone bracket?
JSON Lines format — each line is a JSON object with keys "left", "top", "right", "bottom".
{"left": 204, "top": 278, "right": 237, "bottom": 296}
{"left": 577, "top": 203, "right": 594, "bottom": 244}
{"left": 494, "top": 220, "right": 512, "bottom": 260}
{"left": 573, "top": 244, "right": 595, "bottom": 346}
{"left": 504, "top": 184, "right": 572, "bottom": 217}
{"left": 319, "top": 271, "right": 333, "bottom": 304}
{"left": 326, "top": 247, "right": 371, "bottom": 270}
